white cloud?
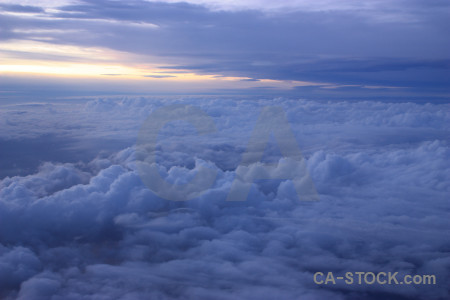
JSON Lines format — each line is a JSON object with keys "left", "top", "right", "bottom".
{"left": 143, "top": 0, "right": 392, "bottom": 13}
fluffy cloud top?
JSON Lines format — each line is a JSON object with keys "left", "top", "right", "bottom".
{"left": 0, "top": 97, "right": 449, "bottom": 299}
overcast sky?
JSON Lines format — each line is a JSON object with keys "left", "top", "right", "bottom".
{"left": 0, "top": 0, "right": 449, "bottom": 99}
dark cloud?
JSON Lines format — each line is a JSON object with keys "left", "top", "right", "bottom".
{"left": 0, "top": 4, "right": 44, "bottom": 13}
{"left": 143, "top": 74, "right": 176, "bottom": 78}
{"left": 159, "top": 57, "right": 450, "bottom": 89}
{"left": 240, "top": 78, "right": 260, "bottom": 82}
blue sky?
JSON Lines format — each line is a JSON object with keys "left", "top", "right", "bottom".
{"left": 1, "top": 0, "right": 449, "bottom": 100}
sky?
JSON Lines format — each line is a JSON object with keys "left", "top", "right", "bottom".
{"left": 1, "top": 0, "right": 449, "bottom": 100}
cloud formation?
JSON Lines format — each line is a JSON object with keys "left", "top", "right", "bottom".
{"left": 0, "top": 97, "right": 449, "bottom": 299}
{"left": 1, "top": 0, "right": 449, "bottom": 98}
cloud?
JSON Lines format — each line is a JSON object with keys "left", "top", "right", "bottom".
{"left": 1, "top": 0, "right": 449, "bottom": 98}
{"left": 101, "top": 73, "right": 125, "bottom": 76}
{"left": 142, "top": 74, "right": 176, "bottom": 78}
{"left": 0, "top": 96, "right": 449, "bottom": 299}
{"left": 0, "top": 3, "right": 44, "bottom": 13}
{"left": 0, "top": 246, "right": 42, "bottom": 298}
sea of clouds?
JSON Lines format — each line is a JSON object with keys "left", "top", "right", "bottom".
{"left": 0, "top": 97, "right": 449, "bottom": 299}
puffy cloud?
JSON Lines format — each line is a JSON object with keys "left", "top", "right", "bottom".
{"left": 0, "top": 246, "right": 42, "bottom": 298}
{"left": 0, "top": 97, "right": 449, "bottom": 299}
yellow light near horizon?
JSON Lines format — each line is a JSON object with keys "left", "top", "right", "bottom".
{"left": 0, "top": 38, "right": 329, "bottom": 89}
{"left": 0, "top": 63, "right": 139, "bottom": 77}
{"left": 0, "top": 61, "right": 331, "bottom": 92}
{"left": 0, "top": 40, "right": 117, "bottom": 61}
{"left": 0, "top": 63, "right": 231, "bottom": 81}
{"left": 0, "top": 61, "right": 249, "bottom": 82}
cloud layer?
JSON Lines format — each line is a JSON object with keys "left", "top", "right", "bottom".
{"left": 0, "top": 97, "right": 449, "bottom": 299}
{"left": 1, "top": 0, "right": 449, "bottom": 98}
